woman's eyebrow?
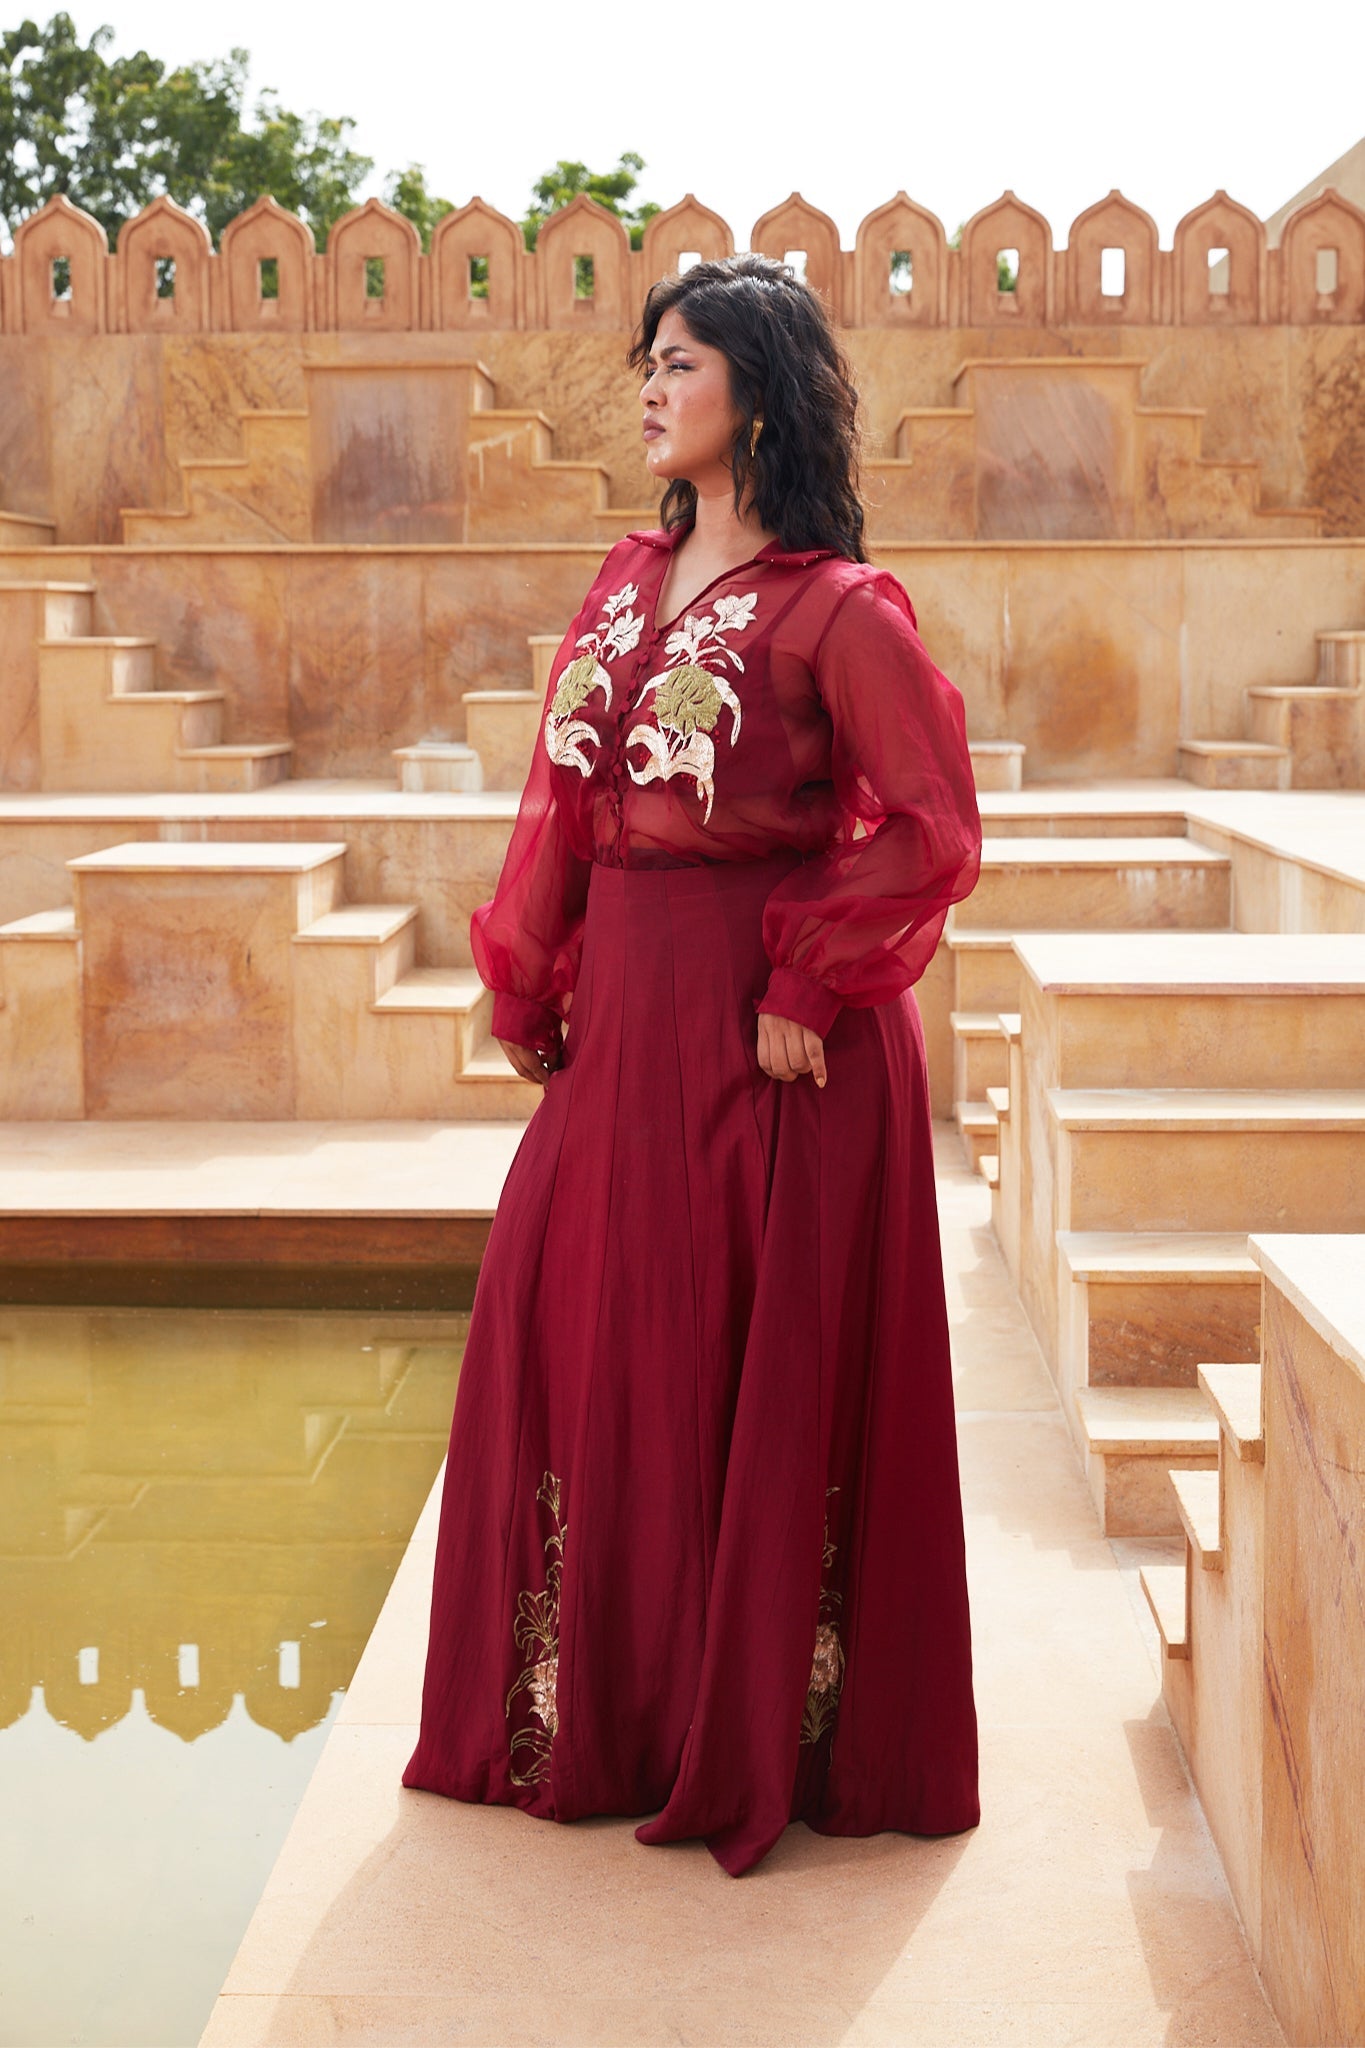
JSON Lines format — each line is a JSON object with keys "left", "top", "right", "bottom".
{"left": 648, "top": 344, "right": 693, "bottom": 365}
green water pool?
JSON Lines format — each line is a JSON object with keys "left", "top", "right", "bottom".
{"left": 0, "top": 1302, "right": 466, "bottom": 2048}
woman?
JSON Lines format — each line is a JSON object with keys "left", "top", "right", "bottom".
{"left": 402, "top": 253, "right": 983, "bottom": 1877}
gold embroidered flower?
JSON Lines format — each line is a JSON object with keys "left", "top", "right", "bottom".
{"left": 551, "top": 653, "right": 608, "bottom": 719}
{"left": 524, "top": 1654, "right": 559, "bottom": 1737}
{"left": 544, "top": 583, "right": 643, "bottom": 778}
{"left": 651, "top": 663, "right": 725, "bottom": 737}
{"left": 624, "top": 591, "right": 756, "bottom": 816}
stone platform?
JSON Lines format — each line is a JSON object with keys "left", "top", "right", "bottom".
{"left": 194, "top": 1135, "right": 1285, "bottom": 2048}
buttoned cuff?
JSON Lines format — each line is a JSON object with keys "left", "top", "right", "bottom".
{"left": 755, "top": 966, "right": 843, "bottom": 1040}
{"left": 491, "top": 990, "right": 563, "bottom": 1056}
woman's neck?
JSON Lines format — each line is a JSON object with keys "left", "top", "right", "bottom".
{"left": 686, "top": 475, "right": 775, "bottom": 561}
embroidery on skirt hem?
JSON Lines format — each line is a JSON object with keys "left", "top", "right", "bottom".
{"left": 505, "top": 1471, "right": 565, "bottom": 1785}
{"left": 801, "top": 1488, "right": 845, "bottom": 1745}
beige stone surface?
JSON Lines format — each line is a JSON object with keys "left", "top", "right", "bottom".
{"left": 0, "top": 1118, "right": 530, "bottom": 1216}
{"left": 1257, "top": 1270, "right": 1365, "bottom": 2043}
{"left": 197, "top": 1139, "right": 1283, "bottom": 2048}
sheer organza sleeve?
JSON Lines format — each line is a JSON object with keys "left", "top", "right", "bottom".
{"left": 756, "top": 572, "right": 982, "bottom": 1039}
{"left": 469, "top": 623, "right": 595, "bottom": 1063}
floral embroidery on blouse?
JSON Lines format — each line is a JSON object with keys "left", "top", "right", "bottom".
{"left": 624, "top": 591, "right": 757, "bottom": 823}
{"left": 544, "top": 584, "right": 644, "bottom": 776}
{"left": 800, "top": 1489, "right": 845, "bottom": 1745}
{"left": 505, "top": 1471, "right": 565, "bottom": 1785}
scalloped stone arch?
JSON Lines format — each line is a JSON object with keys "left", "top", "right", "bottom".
{"left": 641, "top": 195, "right": 733, "bottom": 281}
{"left": 1174, "top": 190, "right": 1264, "bottom": 323}
{"left": 961, "top": 192, "right": 1052, "bottom": 324}
{"left": 749, "top": 194, "right": 843, "bottom": 317}
{"left": 537, "top": 194, "right": 632, "bottom": 329}
{"left": 1066, "top": 190, "right": 1160, "bottom": 323}
{"left": 329, "top": 198, "right": 421, "bottom": 331}
{"left": 220, "top": 195, "right": 315, "bottom": 332}
{"left": 432, "top": 198, "right": 525, "bottom": 329}
{"left": 1280, "top": 186, "right": 1365, "bottom": 325}
{"left": 12, "top": 192, "right": 108, "bottom": 334}
{"left": 853, "top": 191, "right": 946, "bottom": 326}
{"left": 117, "top": 194, "right": 212, "bottom": 333}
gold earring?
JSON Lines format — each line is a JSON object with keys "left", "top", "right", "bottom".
{"left": 749, "top": 419, "right": 763, "bottom": 457}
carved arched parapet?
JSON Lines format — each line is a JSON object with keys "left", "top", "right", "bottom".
{"left": 537, "top": 194, "right": 632, "bottom": 329}
{"left": 1065, "top": 190, "right": 1160, "bottom": 323}
{"left": 219, "top": 195, "right": 315, "bottom": 331}
{"left": 117, "top": 194, "right": 212, "bottom": 333}
{"left": 432, "top": 197, "right": 525, "bottom": 328}
{"left": 748, "top": 193, "right": 843, "bottom": 317}
{"left": 640, "top": 194, "right": 733, "bottom": 282}
{"left": 853, "top": 191, "right": 947, "bottom": 326}
{"left": 11, "top": 192, "right": 109, "bottom": 334}
{"left": 1280, "top": 186, "right": 1365, "bottom": 324}
{"left": 961, "top": 192, "right": 1053, "bottom": 324}
{"left": 328, "top": 197, "right": 421, "bottom": 331}
{"left": 1174, "top": 190, "right": 1265, "bottom": 323}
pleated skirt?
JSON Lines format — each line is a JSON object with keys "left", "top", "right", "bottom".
{"left": 401, "top": 847, "right": 980, "bottom": 1875}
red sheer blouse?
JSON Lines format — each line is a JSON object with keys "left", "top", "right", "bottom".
{"left": 473, "top": 523, "right": 982, "bottom": 1058}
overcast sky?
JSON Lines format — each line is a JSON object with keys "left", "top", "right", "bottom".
{"left": 49, "top": 0, "right": 1365, "bottom": 245}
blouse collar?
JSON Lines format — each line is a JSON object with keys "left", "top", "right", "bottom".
{"left": 626, "top": 522, "right": 836, "bottom": 570}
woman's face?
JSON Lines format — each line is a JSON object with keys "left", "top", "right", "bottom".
{"left": 640, "top": 306, "right": 746, "bottom": 489}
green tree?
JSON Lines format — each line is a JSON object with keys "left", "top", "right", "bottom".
{"left": 520, "top": 151, "right": 659, "bottom": 253}
{"left": 383, "top": 162, "right": 454, "bottom": 253}
{"left": 0, "top": 13, "right": 372, "bottom": 246}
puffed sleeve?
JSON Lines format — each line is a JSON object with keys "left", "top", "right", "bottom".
{"left": 756, "top": 571, "right": 981, "bottom": 1039}
{"left": 469, "top": 617, "right": 596, "bottom": 1063}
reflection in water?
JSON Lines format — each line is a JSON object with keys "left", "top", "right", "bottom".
{"left": 0, "top": 1304, "right": 465, "bottom": 2048}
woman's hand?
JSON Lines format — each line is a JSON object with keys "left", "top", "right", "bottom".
{"left": 757, "top": 1013, "right": 827, "bottom": 1088}
{"left": 499, "top": 1039, "right": 558, "bottom": 1087}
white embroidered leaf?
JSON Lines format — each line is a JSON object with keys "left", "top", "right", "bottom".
{"left": 713, "top": 592, "right": 758, "bottom": 631}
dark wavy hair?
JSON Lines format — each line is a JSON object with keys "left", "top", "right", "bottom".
{"left": 627, "top": 253, "right": 866, "bottom": 563}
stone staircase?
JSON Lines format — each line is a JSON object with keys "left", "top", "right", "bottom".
{"left": 118, "top": 362, "right": 655, "bottom": 548}
{"left": 0, "top": 578, "right": 294, "bottom": 794}
{"left": 1179, "top": 624, "right": 1365, "bottom": 789}
{"left": 982, "top": 927, "right": 1365, "bottom": 1544}
{"left": 0, "top": 841, "right": 536, "bottom": 1119}
{"left": 863, "top": 357, "right": 1323, "bottom": 542}
{"left": 1140, "top": 1235, "right": 1365, "bottom": 2045}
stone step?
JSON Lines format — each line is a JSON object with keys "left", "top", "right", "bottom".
{"left": 392, "top": 742, "right": 482, "bottom": 794}
{"left": 1057, "top": 1230, "right": 1261, "bottom": 1391}
{"left": 0, "top": 511, "right": 56, "bottom": 546}
{"left": 968, "top": 741, "right": 1024, "bottom": 792}
{"left": 950, "top": 1009, "right": 1009, "bottom": 1099}
{"left": 461, "top": 690, "right": 539, "bottom": 789}
{"left": 1245, "top": 685, "right": 1361, "bottom": 788}
{"left": 1050, "top": 1088, "right": 1365, "bottom": 1234}
{"left": 38, "top": 638, "right": 228, "bottom": 790}
{"left": 1197, "top": 1361, "right": 1264, "bottom": 1462}
{"left": 292, "top": 908, "right": 529, "bottom": 1114}
{"left": 945, "top": 928, "right": 1023, "bottom": 1012}
{"left": 1315, "top": 628, "right": 1365, "bottom": 690}
{"left": 976, "top": 801, "right": 1190, "bottom": 840}
{"left": 977, "top": 1151, "right": 1000, "bottom": 1189}
{"left": 1169, "top": 1466, "right": 1223, "bottom": 1569}
{"left": 65, "top": 841, "right": 348, "bottom": 1119}
{"left": 1016, "top": 932, "right": 1365, "bottom": 1089}
{"left": 1177, "top": 739, "right": 1290, "bottom": 792}
{"left": 955, "top": 1098, "right": 997, "bottom": 1168}
{"left": 1139, "top": 1562, "right": 1190, "bottom": 1659}
{"left": 0, "top": 906, "right": 82, "bottom": 1117}
{"left": 957, "top": 838, "right": 1231, "bottom": 931}
{"left": 175, "top": 742, "right": 294, "bottom": 793}
{"left": 1075, "top": 1385, "right": 1220, "bottom": 1535}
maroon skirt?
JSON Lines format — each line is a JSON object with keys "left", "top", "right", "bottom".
{"left": 401, "top": 847, "right": 980, "bottom": 1875}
